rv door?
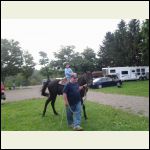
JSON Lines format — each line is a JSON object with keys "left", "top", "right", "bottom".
{"left": 130, "top": 69, "right": 137, "bottom": 80}
{"left": 121, "top": 70, "right": 129, "bottom": 81}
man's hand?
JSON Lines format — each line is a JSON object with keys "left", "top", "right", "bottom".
{"left": 79, "top": 84, "right": 88, "bottom": 90}
{"left": 83, "top": 84, "right": 88, "bottom": 88}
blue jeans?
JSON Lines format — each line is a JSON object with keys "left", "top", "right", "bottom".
{"left": 66, "top": 101, "right": 82, "bottom": 128}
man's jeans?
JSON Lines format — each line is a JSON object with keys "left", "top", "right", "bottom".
{"left": 66, "top": 101, "right": 82, "bottom": 127}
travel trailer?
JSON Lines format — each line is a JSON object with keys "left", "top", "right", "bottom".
{"left": 102, "top": 66, "right": 149, "bottom": 81}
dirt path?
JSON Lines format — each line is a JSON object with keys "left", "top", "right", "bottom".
{"left": 2, "top": 85, "right": 149, "bottom": 117}
{"left": 87, "top": 91, "right": 149, "bottom": 117}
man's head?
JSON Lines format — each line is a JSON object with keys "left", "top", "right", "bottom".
{"left": 70, "top": 73, "right": 78, "bottom": 82}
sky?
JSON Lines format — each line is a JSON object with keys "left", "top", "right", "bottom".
{"left": 1, "top": 19, "right": 135, "bottom": 70}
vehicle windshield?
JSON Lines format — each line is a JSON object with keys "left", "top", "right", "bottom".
{"left": 93, "top": 78, "right": 101, "bottom": 82}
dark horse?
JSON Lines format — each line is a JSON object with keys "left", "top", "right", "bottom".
{"left": 41, "top": 72, "right": 93, "bottom": 120}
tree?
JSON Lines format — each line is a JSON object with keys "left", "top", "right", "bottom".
{"left": 127, "top": 19, "right": 142, "bottom": 66}
{"left": 52, "top": 45, "right": 97, "bottom": 73}
{"left": 97, "top": 19, "right": 145, "bottom": 69}
{"left": 113, "top": 20, "right": 129, "bottom": 66}
{"left": 39, "top": 51, "right": 52, "bottom": 80}
{"left": 1, "top": 39, "right": 23, "bottom": 83}
{"left": 81, "top": 47, "right": 97, "bottom": 72}
{"left": 21, "top": 51, "right": 36, "bottom": 85}
{"left": 53, "top": 45, "right": 76, "bottom": 69}
{"left": 140, "top": 19, "right": 149, "bottom": 65}
{"left": 97, "top": 32, "right": 116, "bottom": 68}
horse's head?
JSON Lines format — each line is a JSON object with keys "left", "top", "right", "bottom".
{"left": 77, "top": 72, "right": 92, "bottom": 98}
{"left": 78, "top": 71, "right": 93, "bottom": 87}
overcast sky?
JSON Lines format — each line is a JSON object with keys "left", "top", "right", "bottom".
{"left": 2, "top": 19, "right": 136, "bottom": 69}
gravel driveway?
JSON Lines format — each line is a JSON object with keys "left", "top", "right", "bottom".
{"left": 2, "top": 85, "right": 149, "bottom": 117}
{"left": 87, "top": 91, "right": 149, "bottom": 117}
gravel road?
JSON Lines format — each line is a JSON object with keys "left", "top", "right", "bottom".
{"left": 2, "top": 85, "right": 149, "bottom": 117}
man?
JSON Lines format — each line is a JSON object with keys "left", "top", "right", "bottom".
{"left": 63, "top": 73, "right": 87, "bottom": 131}
{"left": 64, "top": 62, "right": 74, "bottom": 82}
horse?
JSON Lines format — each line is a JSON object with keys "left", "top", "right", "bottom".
{"left": 41, "top": 72, "right": 93, "bottom": 120}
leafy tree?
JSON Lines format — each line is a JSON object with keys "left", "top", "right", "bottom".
{"left": 97, "top": 32, "right": 116, "bottom": 68}
{"left": 39, "top": 51, "right": 52, "bottom": 80}
{"left": 140, "top": 19, "right": 149, "bottom": 65}
{"left": 53, "top": 45, "right": 76, "bottom": 69}
{"left": 52, "top": 45, "right": 97, "bottom": 73}
{"left": 69, "top": 52, "right": 83, "bottom": 72}
{"left": 97, "top": 19, "right": 145, "bottom": 69}
{"left": 21, "top": 51, "right": 36, "bottom": 85}
{"left": 127, "top": 19, "right": 141, "bottom": 66}
{"left": 29, "top": 70, "right": 45, "bottom": 85}
{"left": 113, "top": 20, "right": 129, "bottom": 66}
{"left": 81, "top": 47, "right": 97, "bottom": 72}
{"left": 1, "top": 39, "right": 23, "bottom": 83}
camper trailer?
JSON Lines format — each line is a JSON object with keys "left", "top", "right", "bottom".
{"left": 102, "top": 66, "right": 149, "bottom": 81}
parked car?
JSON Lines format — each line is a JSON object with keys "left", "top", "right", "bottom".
{"left": 1, "top": 82, "right": 6, "bottom": 100}
{"left": 90, "top": 77, "right": 122, "bottom": 89}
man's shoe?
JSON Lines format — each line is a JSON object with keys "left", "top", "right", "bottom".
{"left": 73, "top": 125, "right": 83, "bottom": 131}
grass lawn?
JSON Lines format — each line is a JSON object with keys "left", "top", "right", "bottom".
{"left": 90, "top": 80, "right": 149, "bottom": 97}
{"left": 1, "top": 97, "right": 149, "bottom": 131}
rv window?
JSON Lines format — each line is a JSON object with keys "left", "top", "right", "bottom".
{"left": 121, "top": 71, "right": 128, "bottom": 74}
{"left": 132, "top": 70, "right": 135, "bottom": 72}
{"left": 136, "top": 69, "right": 140, "bottom": 72}
{"left": 110, "top": 69, "right": 116, "bottom": 73}
{"left": 141, "top": 68, "right": 145, "bottom": 72}
{"left": 137, "top": 73, "right": 140, "bottom": 75}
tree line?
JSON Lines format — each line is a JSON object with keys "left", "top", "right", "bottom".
{"left": 1, "top": 19, "right": 149, "bottom": 86}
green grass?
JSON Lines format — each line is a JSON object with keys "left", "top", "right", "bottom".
{"left": 1, "top": 97, "right": 149, "bottom": 131}
{"left": 90, "top": 80, "right": 149, "bottom": 97}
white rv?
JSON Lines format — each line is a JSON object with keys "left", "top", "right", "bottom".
{"left": 102, "top": 66, "right": 149, "bottom": 81}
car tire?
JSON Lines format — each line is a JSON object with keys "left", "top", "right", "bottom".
{"left": 98, "top": 85, "right": 102, "bottom": 89}
{"left": 117, "top": 82, "right": 121, "bottom": 87}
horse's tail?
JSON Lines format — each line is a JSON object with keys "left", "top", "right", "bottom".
{"left": 41, "top": 80, "right": 50, "bottom": 97}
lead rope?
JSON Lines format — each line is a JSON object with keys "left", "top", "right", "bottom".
{"left": 60, "top": 95, "right": 65, "bottom": 128}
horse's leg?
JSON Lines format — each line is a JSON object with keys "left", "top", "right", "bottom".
{"left": 42, "top": 96, "right": 51, "bottom": 117}
{"left": 81, "top": 99, "right": 88, "bottom": 120}
{"left": 82, "top": 104, "right": 88, "bottom": 120}
{"left": 51, "top": 95, "right": 59, "bottom": 115}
